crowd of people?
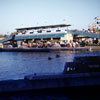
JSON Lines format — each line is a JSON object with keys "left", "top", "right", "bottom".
{"left": 3, "top": 37, "right": 100, "bottom": 49}
{"left": 16, "top": 40, "right": 87, "bottom": 49}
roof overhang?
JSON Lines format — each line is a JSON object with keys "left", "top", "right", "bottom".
{"left": 16, "top": 24, "right": 71, "bottom": 31}
{"left": 15, "top": 33, "right": 66, "bottom": 40}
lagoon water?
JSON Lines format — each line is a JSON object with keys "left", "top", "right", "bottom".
{"left": 0, "top": 50, "right": 100, "bottom": 99}
{"left": 0, "top": 50, "right": 100, "bottom": 81}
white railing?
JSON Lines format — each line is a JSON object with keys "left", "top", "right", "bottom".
{"left": 16, "top": 30, "right": 67, "bottom": 36}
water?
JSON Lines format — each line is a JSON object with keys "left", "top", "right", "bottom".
{"left": 1, "top": 50, "right": 100, "bottom": 81}
{"left": 0, "top": 51, "right": 78, "bottom": 80}
{"left": 0, "top": 50, "right": 100, "bottom": 99}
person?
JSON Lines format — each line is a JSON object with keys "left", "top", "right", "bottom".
{"left": 7, "top": 44, "right": 13, "bottom": 48}
{"left": 72, "top": 42, "right": 76, "bottom": 48}
{"left": 47, "top": 41, "right": 52, "bottom": 47}
{"left": 55, "top": 42, "right": 61, "bottom": 47}
{"left": 75, "top": 41, "right": 79, "bottom": 47}
{"left": 0, "top": 43, "right": 3, "bottom": 48}
{"left": 67, "top": 42, "right": 70, "bottom": 47}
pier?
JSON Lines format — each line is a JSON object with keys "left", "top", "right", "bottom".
{"left": 0, "top": 47, "right": 90, "bottom": 52}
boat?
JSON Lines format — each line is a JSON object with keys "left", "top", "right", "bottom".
{"left": 63, "top": 55, "right": 100, "bottom": 73}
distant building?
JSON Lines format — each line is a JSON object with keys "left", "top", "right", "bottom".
{"left": 1, "top": 24, "right": 100, "bottom": 48}
{"left": 15, "top": 24, "right": 72, "bottom": 42}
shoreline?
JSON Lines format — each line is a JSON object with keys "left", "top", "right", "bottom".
{"left": 86, "top": 46, "right": 100, "bottom": 51}
{"left": 0, "top": 47, "right": 90, "bottom": 52}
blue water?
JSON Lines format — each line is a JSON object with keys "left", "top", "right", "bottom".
{"left": 0, "top": 50, "right": 100, "bottom": 100}
{"left": 0, "top": 50, "right": 100, "bottom": 81}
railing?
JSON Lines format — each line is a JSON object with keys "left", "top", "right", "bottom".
{"left": 16, "top": 30, "right": 67, "bottom": 35}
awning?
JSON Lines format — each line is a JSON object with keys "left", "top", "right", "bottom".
{"left": 15, "top": 33, "right": 66, "bottom": 40}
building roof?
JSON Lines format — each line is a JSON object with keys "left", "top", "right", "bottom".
{"left": 0, "top": 33, "right": 66, "bottom": 42}
{"left": 16, "top": 24, "right": 71, "bottom": 31}
{"left": 15, "top": 33, "right": 66, "bottom": 40}
{"left": 0, "top": 36, "right": 13, "bottom": 43}
{"left": 68, "top": 30, "right": 100, "bottom": 38}
{"left": 1, "top": 30, "right": 100, "bottom": 43}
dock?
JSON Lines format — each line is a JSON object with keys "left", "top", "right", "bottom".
{"left": 0, "top": 47, "right": 90, "bottom": 52}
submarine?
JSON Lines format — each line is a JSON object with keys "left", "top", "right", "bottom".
{"left": 0, "top": 55, "right": 100, "bottom": 93}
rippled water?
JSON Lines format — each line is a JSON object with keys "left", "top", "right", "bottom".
{"left": 0, "top": 50, "right": 100, "bottom": 100}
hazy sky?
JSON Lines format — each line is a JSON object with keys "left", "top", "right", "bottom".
{"left": 0, "top": 0, "right": 100, "bottom": 34}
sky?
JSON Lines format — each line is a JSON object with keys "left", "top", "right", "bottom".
{"left": 0, "top": 0, "right": 100, "bottom": 35}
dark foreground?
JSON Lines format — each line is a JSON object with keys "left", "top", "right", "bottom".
{"left": 0, "top": 86, "right": 100, "bottom": 100}
{"left": 0, "top": 72, "right": 100, "bottom": 92}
